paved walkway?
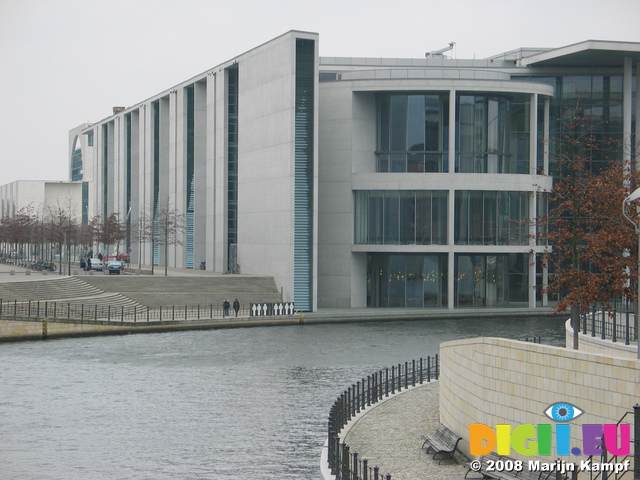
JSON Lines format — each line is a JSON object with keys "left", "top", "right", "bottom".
{"left": 343, "top": 382, "right": 471, "bottom": 480}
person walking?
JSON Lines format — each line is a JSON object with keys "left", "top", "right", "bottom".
{"left": 233, "top": 298, "right": 240, "bottom": 317}
{"left": 223, "top": 299, "right": 230, "bottom": 318}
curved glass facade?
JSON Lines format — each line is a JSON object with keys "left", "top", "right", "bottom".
{"left": 376, "top": 92, "right": 532, "bottom": 174}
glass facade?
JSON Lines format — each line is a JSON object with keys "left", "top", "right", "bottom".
{"left": 454, "top": 191, "right": 529, "bottom": 245}
{"left": 454, "top": 253, "right": 529, "bottom": 307}
{"left": 186, "top": 85, "right": 195, "bottom": 269}
{"left": 367, "top": 254, "right": 448, "bottom": 307}
{"left": 71, "top": 136, "right": 83, "bottom": 181}
{"left": 455, "top": 94, "right": 530, "bottom": 173}
{"left": 524, "top": 74, "right": 632, "bottom": 171}
{"left": 355, "top": 190, "right": 447, "bottom": 245}
{"left": 293, "top": 38, "right": 315, "bottom": 311}
{"left": 227, "top": 66, "right": 238, "bottom": 269}
{"left": 377, "top": 93, "right": 449, "bottom": 172}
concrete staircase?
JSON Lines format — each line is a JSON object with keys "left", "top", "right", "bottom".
{"left": 0, "top": 277, "right": 103, "bottom": 302}
{"left": 0, "top": 274, "right": 282, "bottom": 314}
{"left": 79, "top": 275, "right": 282, "bottom": 308}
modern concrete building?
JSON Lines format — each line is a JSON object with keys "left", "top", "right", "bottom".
{"left": 65, "top": 32, "right": 640, "bottom": 312}
{"left": 0, "top": 180, "right": 83, "bottom": 221}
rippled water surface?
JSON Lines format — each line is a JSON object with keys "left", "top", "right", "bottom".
{"left": 0, "top": 316, "right": 565, "bottom": 479}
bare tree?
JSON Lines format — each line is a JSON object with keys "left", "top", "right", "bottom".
{"left": 155, "top": 204, "right": 186, "bottom": 276}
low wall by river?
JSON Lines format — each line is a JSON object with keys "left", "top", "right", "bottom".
{"left": 440, "top": 337, "right": 640, "bottom": 463}
{"left": 0, "top": 316, "right": 306, "bottom": 342}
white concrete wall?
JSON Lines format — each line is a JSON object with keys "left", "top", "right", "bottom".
{"left": 236, "top": 31, "right": 318, "bottom": 305}
{"left": 440, "top": 337, "right": 640, "bottom": 464}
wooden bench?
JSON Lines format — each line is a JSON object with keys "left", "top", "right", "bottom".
{"left": 421, "top": 424, "right": 462, "bottom": 464}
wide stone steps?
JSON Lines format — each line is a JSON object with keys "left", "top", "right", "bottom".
{"left": 0, "top": 277, "right": 103, "bottom": 302}
{"left": 0, "top": 274, "right": 283, "bottom": 312}
{"left": 80, "top": 275, "right": 283, "bottom": 308}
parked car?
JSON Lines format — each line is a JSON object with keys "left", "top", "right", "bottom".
{"left": 106, "top": 260, "right": 124, "bottom": 275}
{"left": 87, "top": 258, "right": 103, "bottom": 271}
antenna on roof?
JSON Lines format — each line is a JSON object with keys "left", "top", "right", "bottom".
{"left": 426, "top": 42, "right": 455, "bottom": 57}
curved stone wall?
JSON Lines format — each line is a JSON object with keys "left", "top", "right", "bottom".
{"left": 440, "top": 337, "right": 640, "bottom": 462}
{"left": 565, "top": 319, "right": 638, "bottom": 358}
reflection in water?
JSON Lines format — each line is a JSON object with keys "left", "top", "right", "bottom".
{"left": 0, "top": 316, "right": 565, "bottom": 479}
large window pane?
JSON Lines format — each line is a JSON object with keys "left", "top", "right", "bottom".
{"left": 355, "top": 190, "right": 447, "bottom": 245}
{"left": 367, "top": 254, "right": 447, "bottom": 307}
{"left": 377, "top": 93, "right": 449, "bottom": 172}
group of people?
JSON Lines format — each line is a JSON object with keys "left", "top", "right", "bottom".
{"left": 222, "top": 298, "right": 240, "bottom": 318}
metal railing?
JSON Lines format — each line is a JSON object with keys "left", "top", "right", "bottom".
{"left": 0, "top": 299, "right": 252, "bottom": 323}
{"left": 327, "top": 356, "right": 440, "bottom": 480}
{"left": 583, "top": 406, "right": 639, "bottom": 480}
{"left": 578, "top": 306, "right": 638, "bottom": 345}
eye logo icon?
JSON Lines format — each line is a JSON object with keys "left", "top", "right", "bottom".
{"left": 544, "top": 402, "right": 583, "bottom": 422}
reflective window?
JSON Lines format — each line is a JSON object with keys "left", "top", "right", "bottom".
{"left": 367, "top": 254, "right": 448, "bottom": 307}
{"left": 377, "top": 93, "right": 449, "bottom": 172}
{"left": 355, "top": 190, "right": 447, "bottom": 245}
{"left": 455, "top": 254, "right": 529, "bottom": 307}
{"left": 71, "top": 135, "right": 83, "bottom": 181}
{"left": 455, "top": 94, "right": 530, "bottom": 173}
{"left": 454, "top": 191, "right": 529, "bottom": 245}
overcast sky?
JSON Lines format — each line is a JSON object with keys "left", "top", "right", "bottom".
{"left": 1, "top": 0, "right": 639, "bottom": 185}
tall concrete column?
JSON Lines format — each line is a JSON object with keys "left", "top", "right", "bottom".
{"left": 530, "top": 93, "right": 538, "bottom": 175}
{"left": 624, "top": 57, "right": 632, "bottom": 170}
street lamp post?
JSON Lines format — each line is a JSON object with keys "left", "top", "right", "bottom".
{"left": 622, "top": 187, "right": 640, "bottom": 359}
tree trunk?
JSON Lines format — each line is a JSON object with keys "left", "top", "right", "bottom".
{"left": 571, "top": 305, "right": 580, "bottom": 350}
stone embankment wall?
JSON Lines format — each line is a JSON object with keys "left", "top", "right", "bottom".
{"left": 0, "top": 317, "right": 143, "bottom": 341}
{"left": 440, "top": 337, "right": 640, "bottom": 462}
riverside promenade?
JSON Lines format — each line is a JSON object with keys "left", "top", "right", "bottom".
{"left": 337, "top": 382, "right": 471, "bottom": 480}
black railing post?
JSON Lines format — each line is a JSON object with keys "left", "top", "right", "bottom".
{"left": 391, "top": 366, "right": 395, "bottom": 394}
{"left": 435, "top": 354, "right": 439, "bottom": 380}
{"left": 612, "top": 309, "right": 617, "bottom": 343}
{"left": 591, "top": 307, "right": 596, "bottom": 337}
{"left": 94, "top": 304, "right": 98, "bottom": 321}
{"left": 385, "top": 368, "right": 389, "bottom": 397}
{"left": 634, "top": 404, "right": 640, "bottom": 480}
{"left": 427, "top": 356, "right": 431, "bottom": 382}
{"left": 601, "top": 308, "right": 606, "bottom": 340}
{"left": 341, "top": 444, "right": 350, "bottom": 480}
{"left": 412, "top": 359, "right": 416, "bottom": 386}
{"left": 626, "top": 311, "right": 630, "bottom": 345}
{"left": 374, "top": 466, "right": 379, "bottom": 480}
{"left": 397, "top": 363, "right": 402, "bottom": 391}
{"left": 353, "top": 452, "right": 358, "bottom": 480}
{"left": 108, "top": 305, "right": 111, "bottom": 321}
{"left": 363, "top": 459, "right": 368, "bottom": 480}
{"left": 419, "top": 358, "right": 423, "bottom": 384}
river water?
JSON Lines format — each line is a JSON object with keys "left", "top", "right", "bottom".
{"left": 0, "top": 315, "right": 566, "bottom": 480}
